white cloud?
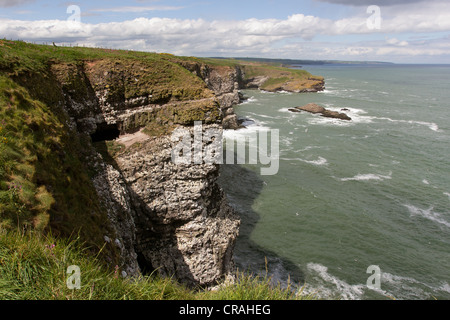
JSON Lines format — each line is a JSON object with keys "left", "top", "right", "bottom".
{"left": 386, "top": 38, "right": 409, "bottom": 46}
{"left": 314, "top": 0, "right": 428, "bottom": 6}
{"left": 89, "top": 5, "right": 184, "bottom": 13}
{"left": 1, "top": 1, "right": 450, "bottom": 63}
{"left": 0, "top": 0, "right": 34, "bottom": 7}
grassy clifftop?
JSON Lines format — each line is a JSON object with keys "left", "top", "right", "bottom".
{"left": 0, "top": 40, "right": 319, "bottom": 300}
{"left": 241, "top": 62, "right": 324, "bottom": 92}
{"left": 195, "top": 57, "right": 325, "bottom": 92}
{"left": 0, "top": 40, "right": 325, "bottom": 239}
{"left": 0, "top": 40, "right": 218, "bottom": 240}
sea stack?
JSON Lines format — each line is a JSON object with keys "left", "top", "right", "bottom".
{"left": 290, "top": 103, "right": 352, "bottom": 121}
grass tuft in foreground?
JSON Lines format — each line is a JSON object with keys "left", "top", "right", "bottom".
{"left": 0, "top": 230, "right": 315, "bottom": 300}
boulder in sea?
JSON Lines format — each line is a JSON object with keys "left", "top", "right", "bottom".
{"left": 291, "top": 103, "right": 352, "bottom": 121}
{"left": 298, "top": 103, "right": 326, "bottom": 114}
{"left": 321, "top": 109, "right": 352, "bottom": 121}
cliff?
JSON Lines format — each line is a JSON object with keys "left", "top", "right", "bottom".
{"left": 0, "top": 40, "right": 323, "bottom": 288}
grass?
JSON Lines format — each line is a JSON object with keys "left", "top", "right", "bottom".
{"left": 0, "top": 230, "right": 315, "bottom": 300}
{"left": 240, "top": 63, "right": 324, "bottom": 92}
{"left": 0, "top": 40, "right": 321, "bottom": 300}
{"left": 0, "top": 74, "right": 114, "bottom": 256}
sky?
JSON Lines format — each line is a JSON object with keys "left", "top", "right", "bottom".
{"left": 1, "top": 0, "right": 450, "bottom": 63}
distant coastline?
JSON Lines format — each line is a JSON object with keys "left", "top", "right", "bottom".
{"left": 209, "top": 57, "right": 395, "bottom": 66}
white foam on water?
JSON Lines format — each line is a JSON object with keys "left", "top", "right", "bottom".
{"left": 278, "top": 107, "right": 293, "bottom": 114}
{"left": 439, "top": 282, "right": 450, "bottom": 294}
{"left": 277, "top": 90, "right": 293, "bottom": 95}
{"left": 444, "top": 192, "right": 450, "bottom": 200}
{"left": 306, "top": 107, "right": 373, "bottom": 127}
{"left": 223, "top": 119, "right": 271, "bottom": 141}
{"left": 403, "top": 204, "right": 450, "bottom": 228}
{"left": 339, "top": 172, "right": 392, "bottom": 182}
{"left": 375, "top": 116, "right": 440, "bottom": 132}
{"left": 304, "top": 263, "right": 446, "bottom": 300}
{"left": 303, "top": 263, "right": 366, "bottom": 300}
{"left": 280, "top": 136, "right": 293, "bottom": 146}
{"left": 239, "top": 96, "right": 258, "bottom": 104}
{"left": 308, "top": 116, "right": 354, "bottom": 127}
{"left": 292, "top": 146, "right": 323, "bottom": 153}
{"left": 422, "top": 179, "right": 430, "bottom": 185}
{"left": 382, "top": 272, "right": 450, "bottom": 299}
{"left": 281, "top": 156, "right": 328, "bottom": 166}
{"left": 259, "top": 90, "right": 276, "bottom": 94}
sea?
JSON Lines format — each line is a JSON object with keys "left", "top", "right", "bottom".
{"left": 218, "top": 64, "right": 450, "bottom": 300}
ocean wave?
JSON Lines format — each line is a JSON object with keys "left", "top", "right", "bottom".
{"left": 277, "top": 90, "right": 293, "bottom": 95}
{"left": 292, "top": 146, "right": 323, "bottom": 153}
{"left": 382, "top": 271, "right": 450, "bottom": 299}
{"left": 403, "top": 204, "right": 450, "bottom": 228}
{"left": 303, "top": 263, "right": 366, "bottom": 300}
{"left": 306, "top": 107, "right": 441, "bottom": 132}
{"left": 278, "top": 107, "right": 299, "bottom": 114}
{"left": 308, "top": 117, "right": 355, "bottom": 127}
{"left": 281, "top": 156, "right": 328, "bottom": 166}
{"left": 260, "top": 89, "right": 293, "bottom": 95}
{"left": 239, "top": 96, "right": 258, "bottom": 104}
{"left": 339, "top": 172, "right": 392, "bottom": 182}
{"left": 245, "top": 112, "right": 280, "bottom": 120}
{"left": 375, "top": 117, "right": 440, "bottom": 132}
{"left": 222, "top": 120, "right": 271, "bottom": 141}
{"left": 304, "top": 262, "right": 447, "bottom": 300}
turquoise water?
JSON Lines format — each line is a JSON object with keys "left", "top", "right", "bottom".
{"left": 219, "top": 64, "right": 450, "bottom": 300}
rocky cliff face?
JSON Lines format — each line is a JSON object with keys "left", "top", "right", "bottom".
{"left": 50, "top": 58, "right": 241, "bottom": 286}
{"left": 174, "top": 60, "right": 244, "bottom": 130}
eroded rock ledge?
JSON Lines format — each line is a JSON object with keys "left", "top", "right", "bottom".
{"left": 52, "top": 58, "right": 242, "bottom": 287}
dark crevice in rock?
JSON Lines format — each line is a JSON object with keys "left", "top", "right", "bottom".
{"left": 136, "top": 251, "right": 155, "bottom": 275}
{"left": 90, "top": 123, "right": 120, "bottom": 142}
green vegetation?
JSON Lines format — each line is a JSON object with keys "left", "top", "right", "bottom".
{"left": 0, "top": 40, "right": 319, "bottom": 300}
{"left": 0, "top": 75, "right": 112, "bottom": 252}
{"left": 0, "top": 230, "right": 314, "bottom": 300}
{"left": 0, "top": 39, "right": 218, "bottom": 238}
{"left": 240, "top": 63, "right": 324, "bottom": 92}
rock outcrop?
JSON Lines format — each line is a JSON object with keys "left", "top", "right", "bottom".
{"left": 240, "top": 64, "right": 325, "bottom": 93}
{"left": 51, "top": 57, "right": 242, "bottom": 287}
{"left": 298, "top": 103, "right": 326, "bottom": 114}
{"left": 115, "top": 127, "right": 239, "bottom": 286}
{"left": 321, "top": 109, "right": 352, "bottom": 121}
{"left": 174, "top": 60, "right": 244, "bottom": 130}
{"left": 290, "top": 103, "right": 352, "bottom": 121}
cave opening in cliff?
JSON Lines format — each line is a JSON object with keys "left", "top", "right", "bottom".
{"left": 90, "top": 123, "right": 120, "bottom": 142}
{"left": 136, "top": 252, "right": 155, "bottom": 275}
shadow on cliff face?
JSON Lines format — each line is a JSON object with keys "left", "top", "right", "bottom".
{"left": 92, "top": 139, "right": 198, "bottom": 286}
{"left": 218, "top": 159, "right": 306, "bottom": 288}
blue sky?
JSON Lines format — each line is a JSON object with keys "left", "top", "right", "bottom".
{"left": 1, "top": 0, "right": 355, "bottom": 21}
{"left": 1, "top": 0, "right": 450, "bottom": 63}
